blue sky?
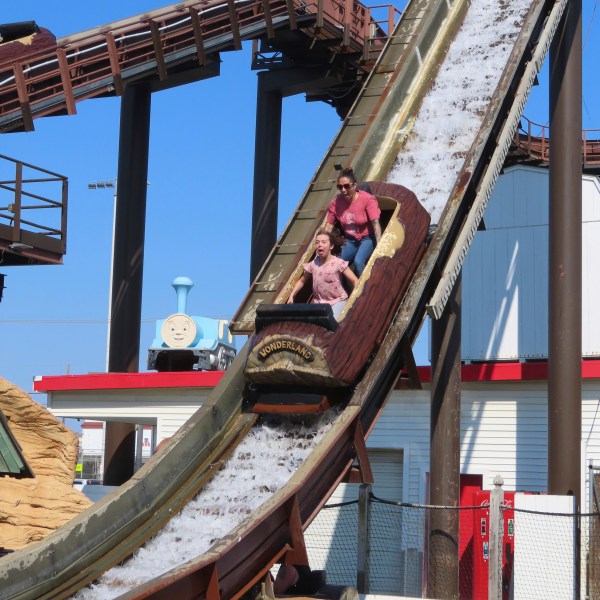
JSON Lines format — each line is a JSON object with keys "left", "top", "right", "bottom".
{"left": 0, "top": 1, "right": 598, "bottom": 403}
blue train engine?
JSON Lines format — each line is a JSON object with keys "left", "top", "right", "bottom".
{"left": 148, "top": 277, "right": 236, "bottom": 372}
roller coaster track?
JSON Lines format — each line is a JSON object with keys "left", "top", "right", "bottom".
{"left": 0, "top": 0, "right": 396, "bottom": 265}
{"left": 0, "top": 0, "right": 568, "bottom": 598}
{"left": 507, "top": 116, "right": 600, "bottom": 172}
{"left": 0, "top": 0, "right": 397, "bottom": 133}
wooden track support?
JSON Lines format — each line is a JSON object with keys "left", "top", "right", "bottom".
{"left": 227, "top": 0, "right": 243, "bottom": 49}
{"left": 399, "top": 338, "right": 422, "bottom": 390}
{"left": 283, "top": 495, "right": 309, "bottom": 565}
{"left": 105, "top": 32, "right": 125, "bottom": 95}
{"left": 13, "top": 65, "right": 34, "bottom": 132}
{"left": 262, "top": 0, "right": 275, "bottom": 39}
{"left": 189, "top": 7, "right": 207, "bottom": 66}
{"left": 206, "top": 564, "right": 221, "bottom": 600}
{"left": 286, "top": 0, "right": 298, "bottom": 30}
{"left": 149, "top": 20, "right": 168, "bottom": 80}
{"left": 345, "top": 419, "right": 374, "bottom": 484}
{"left": 56, "top": 48, "right": 77, "bottom": 115}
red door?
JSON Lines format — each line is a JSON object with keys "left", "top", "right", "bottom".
{"left": 459, "top": 474, "right": 483, "bottom": 599}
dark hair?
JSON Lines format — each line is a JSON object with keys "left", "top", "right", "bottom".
{"left": 315, "top": 227, "right": 344, "bottom": 255}
{"left": 337, "top": 167, "right": 356, "bottom": 185}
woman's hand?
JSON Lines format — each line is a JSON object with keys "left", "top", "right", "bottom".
{"left": 287, "top": 294, "right": 295, "bottom": 304}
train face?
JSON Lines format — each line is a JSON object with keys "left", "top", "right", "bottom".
{"left": 148, "top": 277, "right": 236, "bottom": 372}
{"left": 243, "top": 182, "right": 431, "bottom": 413}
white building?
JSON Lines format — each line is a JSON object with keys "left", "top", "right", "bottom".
{"left": 367, "top": 165, "right": 600, "bottom": 505}
{"left": 35, "top": 165, "right": 600, "bottom": 501}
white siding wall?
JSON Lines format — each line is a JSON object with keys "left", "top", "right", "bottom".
{"left": 304, "top": 449, "right": 404, "bottom": 590}
{"left": 376, "top": 383, "right": 600, "bottom": 510}
{"left": 81, "top": 425, "right": 105, "bottom": 454}
{"left": 367, "top": 396, "right": 429, "bottom": 503}
{"left": 462, "top": 166, "right": 600, "bottom": 360}
{"left": 48, "top": 389, "right": 210, "bottom": 444}
{"left": 582, "top": 176, "right": 600, "bottom": 354}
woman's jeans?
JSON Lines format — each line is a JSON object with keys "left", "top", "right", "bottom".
{"left": 340, "top": 236, "right": 374, "bottom": 276}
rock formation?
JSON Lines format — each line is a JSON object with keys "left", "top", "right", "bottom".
{"left": 0, "top": 376, "right": 92, "bottom": 550}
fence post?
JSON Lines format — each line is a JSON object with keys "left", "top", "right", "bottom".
{"left": 489, "top": 475, "right": 504, "bottom": 600}
{"left": 357, "top": 483, "right": 372, "bottom": 593}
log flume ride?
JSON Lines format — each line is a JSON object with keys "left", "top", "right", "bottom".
{"left": 244, "top": 182, "right": 430, "bottom": 414}
{"left": 0, "top": 0, "right": 570, "bottom": 598}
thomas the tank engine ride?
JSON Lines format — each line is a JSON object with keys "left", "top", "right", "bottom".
{"left": 148, "top": 277, "right": 236, "bottom": 372}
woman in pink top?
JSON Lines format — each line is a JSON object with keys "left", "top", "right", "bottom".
{"left": 325, "top": 167, "right": 381, "bottom": 276}
{"left": 287, "top": 229, "right": 358, "bottom": 320}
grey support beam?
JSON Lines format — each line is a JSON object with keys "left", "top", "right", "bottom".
{"left": 250, "top": 72, "right": 283, "bottom": 282}
{"left": 104, "top": 84, "right": 152, "bottom": 486}
{"left": 548, "top": 0, "right": 582, "bottom": 504}
{"left": 429, "top": 272, "right": 461, "bottom": 599}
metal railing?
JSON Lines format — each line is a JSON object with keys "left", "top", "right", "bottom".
{"left": 513, "top": 116, "right": 600, "bottom": 169}
{"left": 0, "top": 0, "right": 400, "bottom": 131}
{"left": 0, "top": 153, "right": 68, "bottom": 257}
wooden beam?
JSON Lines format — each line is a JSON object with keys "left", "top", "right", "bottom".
{"left": 362, "top": 8, "right": 371, "bottom": 62}
{"left": 105, "top": 32, "right": 124, "bottom": 95}
{"left": 149, "top": 20, "right": 168, "bottom": 80}
{"left": 316, "top": 0, "right": 324, "bottom": 29}
{"left": 352, "top": 420, "right": 374, "bottom": 484}
{"left": 205, "top": 564, "right": 221, "bottom": 600}
{"left": 286, "top": 0, "right": 298, "bottom": 30}
{"left": 189, "top": 7, "right": 207, "bottom": 65}
{"left": 400, "top": 337, "right": 422, "bottom": 389}
{"left": 227, "top": 0, "right": 242, "bottom": 50}
{"left": 343, "top": 0, "right": 352, "bottom": 47}
{"left": 12, "top": 162, "right": 22, "bottom": 241}
{"left": 13, "top": 65, "right": 34, "bottom": 132}
{"left": 56, "top": 48, "right": 77, "bottom": 115}
{"left": 262, "top": 0, "right": 275, "bottom": 39}
{"left": 283, "top": 495, "right": 309, "bottom": 565}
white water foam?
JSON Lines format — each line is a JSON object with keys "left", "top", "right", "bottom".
{"left": 387, "top": 0, "right": 534, "bottom": 223}
{"left": 74, "top": 412, "right": 338, "bottom": 598}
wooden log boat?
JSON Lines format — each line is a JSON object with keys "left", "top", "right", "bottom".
{"left": 244, "top": 181, "right": 431, "bottom": 413}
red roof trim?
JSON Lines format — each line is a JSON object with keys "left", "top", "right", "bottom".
{"left": 33, "top": 371, "right": 224, "bottom": 392}
{"left": 32, "top": 360, "right": 600, "bottom": 393}
{"left": 413, "top": 360, "right": 600, "bottom": 383}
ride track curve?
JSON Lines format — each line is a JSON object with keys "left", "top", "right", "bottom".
{"left": 0, "top": 0, "right": 398, "bottom": 133}
{"left": 0, "top": 0, "right": 569, "bottom": 598}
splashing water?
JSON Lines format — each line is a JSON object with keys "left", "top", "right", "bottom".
{"left": 74, "top": 412, "right": 339, "bottom": 599}
{"left": 387, "top": 0, "right": 534, "bottom": 223}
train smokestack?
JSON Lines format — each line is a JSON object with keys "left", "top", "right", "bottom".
{"left": 172, "top": 277, "right": 193, "bottom": 314}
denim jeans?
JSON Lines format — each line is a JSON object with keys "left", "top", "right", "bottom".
{"left": 340, "top": 236, "right": 374, "bottom": 276}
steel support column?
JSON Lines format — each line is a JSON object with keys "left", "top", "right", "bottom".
{"left": 103, "top": 84, "right": 152, "bottom": 486}
{"left": 250, "top": 72, "right": 282, "bottom": 282}
{"left": 429, "top": 272, "right": 461, "bottom": 599}
{"left": 548, "top": 0, "right": 582, "bottom": 503}
{"left": 249, "top": 68, "right": 344, "bottom": 282}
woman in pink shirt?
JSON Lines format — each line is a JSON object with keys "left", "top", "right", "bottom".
{"left": 287, "top": 229, "right": 358, "bottom": 320}
{"left": 325, "top": 167, "right": 381, "bottom": 276}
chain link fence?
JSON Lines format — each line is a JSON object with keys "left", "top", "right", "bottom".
{"left": 304, "top": 487, "right": 600, "bottom": 599}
